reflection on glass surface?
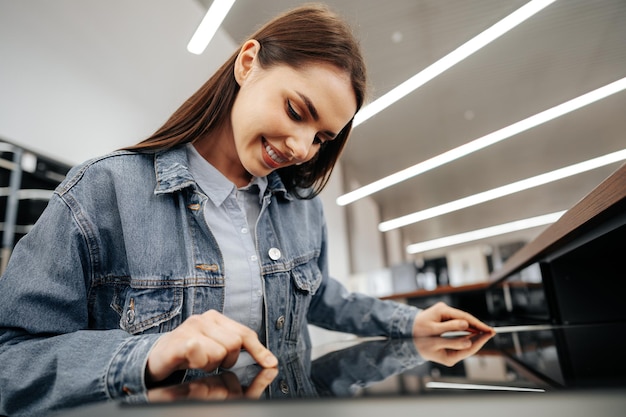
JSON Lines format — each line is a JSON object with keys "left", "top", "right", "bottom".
{"left": 17, "top": 323, "right": 626, "bottom": 416}
{"left": 140, "top": 333, "right": 493, "bottom": 403}
{"left": 493, "top": 323, "right": 626, "bottom": 389}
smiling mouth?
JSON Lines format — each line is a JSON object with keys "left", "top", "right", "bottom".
{"left": 262, "top": 138, "right": 287, "bottom": 167}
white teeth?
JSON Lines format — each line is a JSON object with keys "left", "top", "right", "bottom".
{"left": 265, "top": 143, "right": 286, "bottom": 164}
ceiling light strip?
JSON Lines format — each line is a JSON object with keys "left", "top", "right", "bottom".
{"left": 379, "top": 149, "right": 626, "bottom": 232}
{"left": 405, "top": 211, "right": 566, "bottom": 254}
{"left": 353, "top": 0, "right": 557, "bottom": 127}
{"left": 338, "top": 76, "right": 626, "bottom": 206}
{"left": 187, "top": 0, "right": 236, "bottom": 55}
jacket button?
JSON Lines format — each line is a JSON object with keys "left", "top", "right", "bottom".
{"left": 126, "top": 309, "right": 135, "bottom": 325}
{"left": 279, "top": 380, "right": 289, "bottom": 394}
{"left": 268, "top": 247, "right": 282, "bottom": 260}
{"left": 275, "top": 315, "right": 285, "bottom": 330}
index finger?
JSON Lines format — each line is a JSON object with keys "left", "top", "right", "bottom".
{"left": 240, "top": 331, "right": 278, "bottom": 368}
{"left": 441, "top": 305, "right": 494, "bottom": 334}
{"left": 201, "top": 310, "right": 278, "bottom": 368}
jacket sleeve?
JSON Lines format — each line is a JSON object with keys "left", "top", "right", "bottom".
{"left": 306, "top": 220, "right": 420, "bottom": 338}
{"left": 0, "top": 193, "right": 160, "bottom": 416}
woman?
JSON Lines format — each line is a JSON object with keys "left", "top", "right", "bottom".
{"left": 0, "top": 3, "right": 492, "bottom": 413}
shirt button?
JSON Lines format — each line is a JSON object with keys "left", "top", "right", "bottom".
{"left": 241, "top": 227, "right": 248, "bottom": 234}
{"left": 275, "top": 315, "right": 285, "bottom": 330}
{"left": 250, "top": 255, "right": 258, "bottom": 262}
{"left": 268, "top": 247, "right": 281, "bottom": 260}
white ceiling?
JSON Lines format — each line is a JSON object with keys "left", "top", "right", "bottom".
{"left": 209, "top": 0, "right": 626, "bottom": 259}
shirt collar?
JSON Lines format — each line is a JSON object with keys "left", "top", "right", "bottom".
{"left": 239, "top": 175, "right": 269, "bottom": 206}
{"left": 185, "top": 143, "right": 236, "bottom": 206}
{"left": 152, "top": 144, "right": 292, "bottom": 202}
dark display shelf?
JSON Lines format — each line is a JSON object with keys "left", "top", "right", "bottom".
{"left": 0, "top": 139, "right": 71, "bottom": 272}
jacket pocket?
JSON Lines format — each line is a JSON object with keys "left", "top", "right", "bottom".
{"left": 287, "top": 261, "right": 323, "bottom": 342}
{"left": 291, "top": 261, "right": 323, "bottom": 295}
{"left": 112, "top": 286, "right": 184, "bottom": 334}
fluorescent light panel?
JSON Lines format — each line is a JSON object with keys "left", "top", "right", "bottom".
{"left": 406, "top": 211, "right": 566, "bottom": 255}
{"left": 379, "top": 149, "right": 626, "bottom": 232}
{"left": 353, "top": 0, "right": 557, "bottom": 127}
{"left": 426, "top": 382, "right": 545, "bottom": 392}
{"left": 338, "top": 76, "right": 626, "bottom": 206}
{"left": 187, "top": 0, "right": 236, "bottom": 55}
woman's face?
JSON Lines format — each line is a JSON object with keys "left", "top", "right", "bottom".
{"left": 228, "top": 40, "right": 357, "bottom": 181}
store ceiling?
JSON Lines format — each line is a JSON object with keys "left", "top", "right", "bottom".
{"left": 8, "top": 1, "right": 622, "bottom": 262}
{"left": 205, "top": 0, "right": 626, "bottom": 259}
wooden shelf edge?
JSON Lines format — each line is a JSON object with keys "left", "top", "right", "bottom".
{"left": 489, "top": 162, "right": 626, "bottom": 283}
{"left": 380, "top": 282, "right": 491, "bottom": 300}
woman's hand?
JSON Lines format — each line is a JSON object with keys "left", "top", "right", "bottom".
{"left": 412, "top": 302, "right": 494, "bottom": 337}
{"left": 146, "top": 310, "right": 277, "bottom": 384}
{"left": 413, "top": 332, "right": 494, "bottom": 367}
{"left": 147, "top": 367, "right": 278, "bottom": 402}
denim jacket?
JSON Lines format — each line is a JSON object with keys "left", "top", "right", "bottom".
{"left": 0, "top": 146, "right": 419, "bottom": 416}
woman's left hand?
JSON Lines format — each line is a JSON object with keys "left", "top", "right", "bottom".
{"left": 412, "top": 302, "right": 495, "bottom": 337}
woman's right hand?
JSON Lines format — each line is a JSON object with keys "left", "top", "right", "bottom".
{"left": 146, "top": 310, "right": 277, "bottom": 384}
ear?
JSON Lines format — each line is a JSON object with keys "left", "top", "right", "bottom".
{"left": 234, "top": 39, "right": 260, "bottom": 86}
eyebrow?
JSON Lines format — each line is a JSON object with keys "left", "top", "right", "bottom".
{"left": 297, "top": 92, "right": 338, "bottom": 139}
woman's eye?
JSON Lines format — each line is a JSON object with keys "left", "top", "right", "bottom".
{"left": 287, "top": 100, "right": 302, "bottom": 121}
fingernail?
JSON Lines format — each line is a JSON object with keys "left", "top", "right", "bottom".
{"left": 263, "top": 353, "right": 278, "bottom": 367}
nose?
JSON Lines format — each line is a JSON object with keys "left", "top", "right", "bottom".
{"left": 285, "top": 133, "right": 313, "bottom": 162}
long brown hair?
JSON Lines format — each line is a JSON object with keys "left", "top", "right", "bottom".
{"left": 126, "top": 3, "right": 367, "bottom": 198}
